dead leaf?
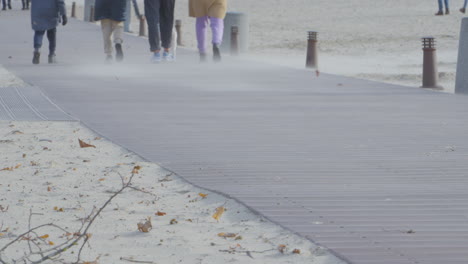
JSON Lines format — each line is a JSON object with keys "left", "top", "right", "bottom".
{"left": 212, "top": 206, "right": 225, "bottom": 221}
{"left": 278, "top": 244, "right": 287, "bottom": 254}
{"left": 98, "top": 178, "right": 106, "bottom": 181}
{"left": 22, "top": 154, "right": 26, "bottom": 158}
{"left": 292, "top": 249, "right": 301, "bottom": 254}
{"left": 14, "top": 164, "right": 21, "bottom": 169}
{"left": 170, "top": 219, "right": 178, "bottom": 225}
{"left": 137, "top": 217, "right": 152, "bottom": 233}
{"left": 48, "top": 241, "right": 54, "bottom": 245}
{"left": 218, "top": 233, "right": 237, "bottom": 238}
{"left": 132, "top": 165, "right": 141, "bottom": 174}
{"left": 155, "top": 211, "right": 166, "bottom": 216}
{"left": 39, "top": 234, "right": 49, "bottom": 239}
{"left": 47, "top": 186, "right": 52, "bottom": 192}
{"left": 0, "top": 167, "right": 12, "bottom": 171}
{"left": 12, "top": 130, "right": 23, "bottom": 135}
{"left": 53, "top": 206, "right": 64, "bottom": 212}
{"left": 199, "top": 193, "right": 208, "bottom": 198}
{"left": 78, "top": 139, "right": 96, "bottom": 148}
{"left": 0, "top": 233, "right": 4, "bottom": 237}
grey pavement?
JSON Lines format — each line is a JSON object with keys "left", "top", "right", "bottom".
{"left": 2, "top": 7, "right": 468, "bottom": 264}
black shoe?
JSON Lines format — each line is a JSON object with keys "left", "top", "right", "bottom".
{"left": 8, "top": 3, "right": 11, "bottom": 9}
{"left": 48, "top": 54, "right": 56, "bottom": 64}
{"left": 115, "top": 43, "right": 123, "bottom": 62}
{"left": 213, "top": 44, "right": 221, "bottom": 62}
{"left": 1, "top": 7, "right": 6, "bottom": 10}
{"left": 32, "top": 51, "right": 40, "bottom": 64}
{"left": 446, "top": 8, "right": 450, "bottom": 14}
{"left": 461, "top": 7, "right": 466, "bottom": 13}
{"left": 435, "top": 10, "right": 444, "bottom": 15}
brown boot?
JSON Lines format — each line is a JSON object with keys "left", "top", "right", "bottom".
{"left": 435, "top": 10, "right": 444, "bottom": 15}
{"left": 461, "top": 8, "right": 466, "bottom": 13}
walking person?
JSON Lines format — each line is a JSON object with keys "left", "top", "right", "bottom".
{"left": 435, "top": 0, "right": 450, "bottom": 15}
{"left": 189, "top": 0, "right": 227, "bottom": 62}
{"left": 94, "top": 0, "right": 127, "bottom": 62}
{"left": 2, "top": 0, "right": 11, "bottom": 10}
{"left": 144, "top": 0, "right": 176, "bottom": 63}
{"left": 31, "top": 0, "right": 67, "bottom": 64}
{"left": 22, "top": 0, "right": 30, "bottom": 10}
{"left": 461, "top": 0, "right": 467, "bottom": 13}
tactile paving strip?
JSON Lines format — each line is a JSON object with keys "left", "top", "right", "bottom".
{"left": 0, "top": 87, "right": 75, "bottom": 121}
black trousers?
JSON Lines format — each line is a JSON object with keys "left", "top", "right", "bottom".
{"left": 144, "top": 0, "right": 175, "bottom": 51}
{"left": 22, "top": 0, "right": 30, "bottom": 8}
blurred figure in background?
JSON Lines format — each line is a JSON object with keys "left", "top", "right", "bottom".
{"left": 2, "top": 0, "right": 11, "bottom": 10}
{"left": 30, "top": 0, "right": 67, "bottom": 64}
{"left": 461, "top": 0, "right": 467, "bottom": 13}
{"left": 94, "top": 0, "right": 127, "bottom": 62}
{"left": 144, "top": 0, "right": 176, "bottom": 63}
{"left": 189, "top": 0, "right": 227, "bottom": 62}
{"left": 435, "top": 0, "right": 449, "bottom": 15}
{"left": 22, "top": 0, "right": 30, "bottom": 10}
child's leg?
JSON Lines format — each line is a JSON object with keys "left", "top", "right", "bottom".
{"left": 209, "top": 17, "right": 224, "bottom": 46}
{"left": 159, "top": 0, "right": 175, "bottom": 50}
{"left": 100, "top": 19, "right": 113, "bottom": 56}
{"left": 196, "top": 16, "right": 209, "bottom": 54}
{"left": 464, "top": 0, "right": 468, "bottom": 8}
{"left": 46, "top": 28, "right": 57, "bottom": 55}
{"left": 34, "top": 30, "right": 46, "bottom": 52}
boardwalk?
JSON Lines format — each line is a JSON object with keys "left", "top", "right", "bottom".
{"left": 2, "top": 8, "right": 468, "bottom": 264}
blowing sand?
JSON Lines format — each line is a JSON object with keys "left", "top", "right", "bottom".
{"left": 66, "top": 0, "right": 462, "bottom": 92}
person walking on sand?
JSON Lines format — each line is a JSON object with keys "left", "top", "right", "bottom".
{"left": 31, "top": 0, "right": 67, "bottom": 64}
{"left": 435, "top": 0, "right": 450, "bottom": 15}
{"left": 144, "top": 0, "right": 176, "bottom": 63}
{"left": 94, "top": 0, "right": 127, "bottom": 62}
{"left": 460, "top": 0, "right": 467, "bottom": 13}
{"left": 2, "top": 0, "right": 11, "bottom": 10}
{"left": 189, "top": 0, "right": 227, "bottom": 62}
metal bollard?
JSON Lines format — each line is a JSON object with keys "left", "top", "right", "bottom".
{"left": 90, "top": 5, "right": 95, "bottom": 22}
{"left": 139, "top": 16, "right": 146, "bottom": 37}
{"left": 175, "top": 19, "right": 182, "bottom": 46}
{"left": 306, "top": 31, "right": 318, "bottom": 69}
{"left": 71, "top": 2, "right": 76, "bottom": 18}
{"left": 421, "top": 37, "right": 442, "bottom": 89}
{"left": 230, "top": 26, "right": 239, "bottom": 56}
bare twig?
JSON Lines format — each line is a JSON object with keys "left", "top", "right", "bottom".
{"left": 120, "top": 257, "right": 157, "bottom": 264}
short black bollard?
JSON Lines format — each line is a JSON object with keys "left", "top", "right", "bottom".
{"left": 175, "top": 19, "right": 182, "bottom": 46}
{"left": 71, "top": 2, "right": 76, "bottom": 18}
{"left": 421, "top": 37, "right": 442, "bottom": 89}
{"left": 139, "top": 16, "right": 146, "bottom": 37}
{"left": 90, "top": 5, "right": 95, "bottom": 22}
{"left": 306, "top": 31, "right": 318, "bottom": 69}
{"left": 230, "top": 26, "right": 239, "bottom": 56}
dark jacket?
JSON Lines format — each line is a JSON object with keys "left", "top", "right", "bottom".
{"left": 94, "top": 0, "right": 127, "bottom": 22}
{"left": 31, "top": 0, "right": 66, "bottom": 31}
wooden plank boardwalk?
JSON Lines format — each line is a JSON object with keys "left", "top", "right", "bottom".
{"left": 2, "top": 8, "right": 468, "bottom": 264}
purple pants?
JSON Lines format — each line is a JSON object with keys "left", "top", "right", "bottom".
{"left": 196, "top": 16, "right": 224, "bottom": 54}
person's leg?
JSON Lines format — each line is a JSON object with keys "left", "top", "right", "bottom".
{"left": 2, "top": 0, "right": 6, "bottom": 10}
{"left": 46, "top": 28, "right": 57, "bottom": 56}
{"left": 196, "top": 16, "right": 209, "bottom": 54}
{"left": 145, "top": 0, "right": 162, "bottom": 52}
{"left": 21, "top": 0, "right": 25, "bottom": 9}
{"left": 160, "top": 0, "right": 175, "bottom": 51}
{"left": 101, "top": 19, "right": 113, "bottom": 59}
{"left": 33, "top": 30, "right": 45, "bottom": 64}
{"left": 34, "top": 31, "right": 45, "bottom": 51}
{"left": 112, "top": 20, "right": 124, "bottom": 61}
{"left": 7, "top": 0, "right": 11, "bottom": 9}
{"left": 445, "top": 0, "right": 450, "bottom": 13}
{"left": 210, "top": 17, "right": 224, "bottom": 46}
